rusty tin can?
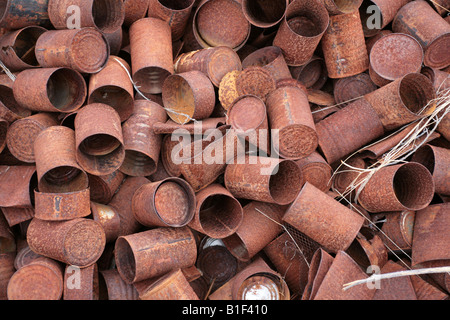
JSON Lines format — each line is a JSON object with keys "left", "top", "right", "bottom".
{"left": 48, "top": 0, "right": 125, "bottom": 33}
{"left": 358, "top": 162, "right": 435, "bottom": 213}
{"left": 315, "top": 98, "right": 385, "bottom": 165}
{"left": 321, "top": 10, "right": 369, "bottom": 79}
{"left": 34, "top": 125, "right": 88, "bottom": 193}
{"left": 0, "top": 73, "right": 31, "bottom": 124}
{"left": 7, "top": 257, "right": 63, "bottom": 300}
{"left": 132, "top": 177, "right": 196, "bottom": 228}
{"left": 222, "top": 201, "right": 286, "bottom": 262}
{"left": 123, "top": 0, "right": 149, "bottom": 27}
{"left": 273, "top": 0, "right": 329, "bottom": 66}
{"left": 129, "top": 17, "right": 174, "bottom": 94}
{"left": 266, "top": 85, "right": 318, "bottom": 159}
{"left": 13, "top": 67, "right": 87, "bottom": 113}
{"left": 115, "top": 226, "right": 197, "bottom": 283}
{"left": 35, "top": 27, "right": 110, "bottom": 74}
{"left": 374, "top": 210, "right": 415, "bottom": 252}
{"left": 102, "top": 26, "right": 123, "bottom": 56}
{"left": 360, "top": 0, "right": 410, "bottom": 37}
{"left": 218, "top": 70, "right": 241, "bottom": 111}
{"left": 34, "top": 188, "right": 91, "bottom": 221}
{"left": 412, "top": 144, "right": 450, "bottom": 196}
{"left": 88, "top": 56, "right": 134, "bottom": 122}
{"left": 188, "top": 183, "right": 243, "bottom": 239}
{"left": 333, "top": 73, "right": 377, "bottom": 107}
{"left": 193, "top": 0, "right": 251, "bottom": 50}
{"left": 90, "top": 202, "right": 120, "bottom": 243}
{"left": 6, "top": 113, "right": 58, "bottom": 163}
{"left": 322, "top": 0, "right": 362, "bottom": 15}
{"left": 0, "top": 207, "right": 34, "bottom": 228}
{"left": 74, "top": 103, "right": 125, "bottom": 176}
{"left": 0, "top": 165, "right": 37, "bottom": 208}
{"left": 120, "top": 100, "right": 167, "bottom": 176}
{"left": 241, "top": 46, "right": 292, "bottom": 82}
{"left": 295, "top": 151, "right": 332, "bottom": 192}
{"left": 241, "top": 0, "right": 288, "bottom": 28}
{"left": 235, "top": 66, "right": 277, "bottom": 102}
{"left": 224, "top": 156, "right": 303, "bottom": 205}
{"left": 0, "top": 26, "right": 47, "bottom": 71}
{"left": 175, "top": 46, "right": 242, "bottom": 87}
{"left": 138, "top": 268, "right": 200, "bottom": 300}
{"left": 393, "top": 0, "right": 450, "bottom": 69}
{"left": 88, "top": 170, "right": 125, "bottom": 204}
{"left": 301, "top": 248, "right": 334, "bottom": 300}
{"left": 0, "top": 0, "right": 50, "bottom": 29}
{"left": 289, "top": 55, "right": 328, "bottom": 89}
{"left": 0, "top": 252, "right": 16, "bottom": 299}
{"left": 27, "top": 217, "right": 106, "bottom": 267}
{"left": 162, "top": 70, "right": 216, "bottom": 124}
{"left": 99, "top": 269, "right": 139, "bottom": 300}
{"left": 63, "top": 263, "right": 99, "bottom": 300}
{"left": 283, "top": 182, "right": 365, "bottom": 253}
{"left": 346, "top": 230, "right": 388, "bottom": 270}
{"left": 148, "top": 0, "right": 195, "bottom": 41}
{"left": 421, "top": 67, "right": 450, "bottom": 94}
{"left": 369, "top": 33, "right": 424, "bottom": 87}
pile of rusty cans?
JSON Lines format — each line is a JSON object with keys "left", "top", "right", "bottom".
{"left": 0, "top": 0, "right": 449, "bottom": 301}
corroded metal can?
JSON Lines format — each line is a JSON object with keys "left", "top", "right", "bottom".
{"left": 273, "top": 0, "right": 329, "bottom": 66}
{"left": 123, "top": 0, "right": 149, "bottom": 27}
{"left": 358, "top": 162, "right": 435, "bottom": 213}
{"left": 138, "top": 268, "right": 200, "bottom": 300}
{"left": 13, "top": 67, "right": 87, "bottom": 113}
{"left": 360, "top": 0, "right": 410, "bottom": 37}
{"left": 0, "top": 74, "right": 31, "bottom": 124}
{"left": 188, "top": 183, "right": 243, "bottom": 239}
{"left": 235, "top": 66, "right": 276, "bottom": 102}
{"left": 374, "top": 210, "right": 415, "bottom": 252}
{"left": 74, "top": 103, "right": 125, "bottom": 176}
{"left": 148, "top": 0, "right": 195, "bottom": 41}
{"left": 115, "top": 226, "right": 197, "bottom": 283}
{"left": 321, "top": 10, "right": 369, "bottom": 79}
{"left": 34, "top": 126, "right": 88, "bottom": 193}
{"left": 35, "top": 27, "right": 110, "bottom": 74}
{"left": 301, "top": 248, "right": 334, "bottom": 300}
{"left": 27, "top": 217, "right": 106, "bottom": 267}
{"left": 333, "top": 73, "right": 377, "bottom": 107}
{"left": 222, "top": 201, "right": 286, "bottom": 262}
{"left": 242, "top": 46, "right": 292, "bottom": 82}
{"left": 289, "top": 55, "right": 328, "bottom": 89}
{"left": 0, "top": 0, "right": 50, "bottom": 29}
{"left": 315, "top": 98, "right": 384, "bottom": 165}
{"left": 90, "top": 201, "right": 120, "bottom": 243}
{"left": 364, "top": 73, "right": 436, "bottom": 131}
{"left": 48, "top": 0, "right": 125, "bottom": 33}
{"left": 129, "top": 17, "right": 174, "bottom": 94}
{"left": 162, "top": 70, "right": 215, "bottom": 124}
{"left": 175, "top": 46, "right": 242, "bottom": 87}
{"left": 412, "top": 144, "right": 450, "bottom": 196}
{"left": 99, "top": 269, "right": 139, "bottom": 300}
{"left": 266, "top": 85, "right": 318, "bottom": 159}
{"left": 87, "top": 170, "right": 125, "bottom": 204}
{"left": 295, "top": 151, "right": 332, "bottom": 192}
{"left": 224, "top": 156, "right": 303, "bottom": 205}
{"left": 131, "top": 177, "right": 196, "bottom": 228}
{"left": 283, "top": 182, "right": 365, "bottom": 253}
{"left": 6, "top": 113, "right": 59, "bottom": 163}
{"left": 88, "top": 56, "right": 134, "bottom": 122}
{"left": 120, "top": 100, "right": 167, "bottom": 176}
{"left": 193, "top": 0, "right": 251, "bottom": 50}
{"left": 63, "top": 263, "right": 99, "bottom": 300}
{"left": 0, "top": 26, "right": 47, "bottom": 71}
{"left": 0, "top": 165, "right": 36, "bottom": 208}
{"left": 393, "top": 0, "right": 450, "bottom": 69}
{"left": 241, "top": 0, "right": 288, "bottom": 28}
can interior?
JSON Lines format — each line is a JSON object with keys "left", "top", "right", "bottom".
{"left": 46, "top": 68, "right": 86, "bottom": 112}
{"left": 134, "top": 66, "right": 172, "bottom": 95}
{"left": 399, "top": 74, "right": 435, "bottom": 115}
{"left": 92, "top": 0, "right": 124, "bottom": 33}
{"left": 242, "top": 46, "right": 281, "bottom": 69}
{"left": 333, "top": 0, "right": 362, "bottom": 14}
{"left": 412, "top": 145, "right": 435, "bottom": 175}
{"left": 242, "top": 0, "right": 288, "bottom": 27}
{"left": 114, "top": 237, "right": 137, "bottom": 283}
{"left": 0, "top": 85, "right": 28, "bottom": 117}
{"left": 286, "top": 1, "right": 329, "bottom": 37}
{"left": 158, "top": 0, "right": 194, "bottom": 10}
{"left": 269, "top": 160, "right": 302, "bottom": 205}
{"left": 121, "top": 150, "right": 156, "bottom": 177}
{"left": 13, "top": 27, "right": 45, "bottom": 67}
{"left": 89, "top": 85, "right": 133, "bottom": 122}
{"left": 41, "top": 165, "right": 87, "bottom": 193}
{"left": 222, "top": 232, "right": 250, "bottom": 261}
{"left": 162, "top": 75, "right": 195, "bottom": 124}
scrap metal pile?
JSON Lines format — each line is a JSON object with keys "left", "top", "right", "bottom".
{"left": 0, "top": 0, "right": 449, "bottom": 300}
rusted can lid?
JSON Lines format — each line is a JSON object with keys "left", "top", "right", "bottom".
{"left": 236, "top": 66, "right": 276, "bottom": 101}
{"left": 227, "top": 95, "right": 267, "bottom": 133}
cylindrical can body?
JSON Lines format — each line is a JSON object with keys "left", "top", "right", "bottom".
{"left": 27, "top": 217, "right": 106, "bottom": 267}
{"left": 333, "top": 73, "right": 377, "bottom": 107}
{"left": 360, "top": 0, "right": 410, "bottom": 37}
{"left": 132, "top": 178, "right": 196, "bottom": 228}
{"left": 289, "top": 55, "right": 328, "bottom": 89}
{"left": 358, "top": 162, "right": 435, "bottom": 213}
{"left": 34, "top": 126, "right": 89, "bottom": 193}
{"left": 6, "top": 112, "right": 59, "bottom": 163}
{"left": 364, "top": 73, "right": 436, "bottom": 131}
{"left": 295, "top": 151, "right": 332, "bottom": 192}
{"left": 242, "top": 0, "right": 288, "bottom": 28}
{"left": 147, "top": 0, "right": 195, "bottom": 41}
{"left": 87, "top": 170, "right": 125, "bottom": 204}
{"left": 375, "top": 210, "right": 415, "bottom": 252}
{"left": 266, "top": 85, "right": 317, "bottom": 159}
{"left": 119, "top": 100, "right": 167, "bottom": 176}
{"left": 393, "top": 0, "right": 450, "bottom": 69}
{"left": 88, "top": 56, "right": 134, "bottom": 122}
{"left": 224, "top": 156, "right": 303, "bottom": 205}
{"left": 273, "top": 0, "right": 329, "bottom": 66}
{"left": 114, "top": 226, "right": 197, "bottom": 283}
{"left": 63, "top": 263, "right": 99, "bottom": 300}
{"left": 0, "top": 165, "right": 36, "bottom": 208}
{"left": 48, "top": 0, "right": 125, "bottom": 33}
{"left": 75, "top": 103, "right": 125, "bottom": 176}
{"left": 90, "top": 201, "right": 120, "bottom": 243}
{"left": 222, "top": 201, "right": 286, "bottom": 261}
{"left": 0, "top": 0, "right": 50, "bottom": 29}
{"left": 99, "top": 269, "right": 139, "bottom": 300}
{"left": 123, "top": 0, "right": 148, "bottom": 27}
{"left": 174, "top": 46, "right": 242, "bottom": 87}
{"left": 162, "top": 70, "right": 215, "bottom": 124}
{"left": 283, "top": 182, "right": 365, "bottom": 253}
{"left": 242, "top": 46, "right": 292, "bottom": 82}
{"left": 315, "top": 98, "right": 384, "bottom": 165}
{"left": 0, "top": 26, "right": 47, "bottom": 71}
{"left": 35, "top": 28, "right": 110, "bottom": 74}
{"left": 189, "top": 183, "right": 243, "bottom": 239}
{"left": 129, "top": 17, "right": 174, "bottom": 94}
{"left": 13, "top": 67, "right": 87, "bottom": 113}
{"left": 321, "top": 10, "right": 369, "bottom": 79}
